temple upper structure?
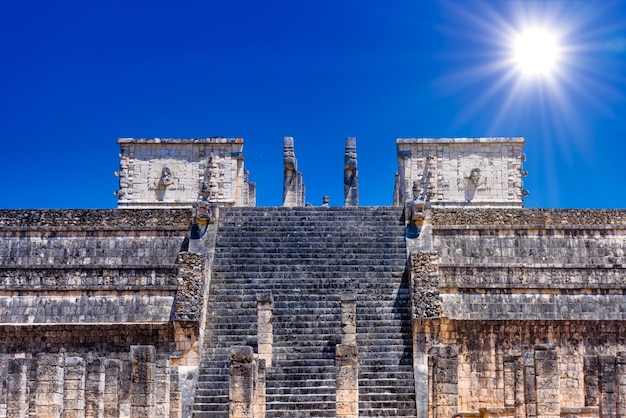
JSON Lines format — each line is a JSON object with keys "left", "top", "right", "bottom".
{"left": 394, "top": 137, "right": 527, "bottom": 208}
{"left": 115, "top": 137, "right": 256, "bottom": 208}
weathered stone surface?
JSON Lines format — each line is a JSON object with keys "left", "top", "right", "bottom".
{"left": 395, "top": 137, "right": 525, "bottom": 207}
{"left": 174, "top": 252, "right": 206, "bottom": 322}
{"left": 343, "top": 137, "right": 358, "bottom": 207}
{"left": 4, "top": 136, "right": 626, "bottom": 418}
{"left": 116, "top": 137, "right": 255, "bottom": 208}
{"left": 282, "top": 137, "right": 305, "bottom": 207}
{"left": 411, "top": 251, "right": 442, "bottom": 318}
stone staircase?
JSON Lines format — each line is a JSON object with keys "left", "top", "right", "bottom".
{"left": 192, "top": 207, "right": 416, "bottom": 417}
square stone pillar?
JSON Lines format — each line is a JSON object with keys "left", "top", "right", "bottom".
{"left": 229, "top": 346, "right": 256, "bottom": 418}
{"left": 584, "top": 355, "right": 600, "bottom": 407}
{"left": 257, "top": 292, "right": 274, "bottom": 367}
{"left": 534, "top": 345, "right": 559, "bottom": 418}
{"left": 336, "top": 344, "right": 359, "bottom": 418}
{"left": 64, "top": 356, "right": 86, "bottom": 418}
{"left": 336, "top": 292, "right": 358, "bottom": 418}
{"left": 428, "top": 345, "right": 458, "bottom": 418}
{"left": 6, "top": 358, "right": 29, "bottom": 418}
{"left": 34, "top": 353, "right": 64, "bottom": 417}
{"left": 85, "top": 357, "right": 105, "bottom": 417}
{"left": 253, "top": 359, "right": 266, "bottom": 418}
{"left": 130, "top": 345, "right": 156, "bottom": 417}
{"left": 103, "top": 359, "right": 120, "bottom": 418}
{"left": 600, "top": 355, "right": 617, "bottom": 418}
{"left": 617, "top": 352, "right": 626, "bottom": 418}
{"left": 524, "top": 352, "right": 537, "bottom": 418}
{"left": 340, "top": 293, "right": 357, "bottom": 345}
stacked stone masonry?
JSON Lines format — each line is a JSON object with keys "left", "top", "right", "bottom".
{"left": 411, "top": 208, "right": 626, "bottom": 417}
{"left": 1, "top": 137, "right": 626, "bottom": 418}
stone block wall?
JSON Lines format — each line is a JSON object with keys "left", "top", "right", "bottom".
{"left": 0, "top": 324, "right": 191, "bottom": 418}
{"left": 0, "top": 209, "right": 202, "bottom": 416}
{"left": 411, "top": 208, "right": 626, "bottom": 417}
{"left": 0, "top": 209, "right": 190, "bottom": 325}
{"left": 432, "top": 209, "right": 626, "bottom": 322}
{"left": 116, "top": 137, "right": 256, "bottom": 208}
{"left": 395, "top": 137, "right": 525, "bottom": 207}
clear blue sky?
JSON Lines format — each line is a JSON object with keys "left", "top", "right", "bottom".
{"left": 1, "top": 1, "right": 625, "bottom": 209}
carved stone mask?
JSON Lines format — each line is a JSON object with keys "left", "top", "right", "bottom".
{"left": 161, "top": 166, "right": 172, "bottom": 186}
{"left": 469, "top": 168, "right": 481, "bottom": 186}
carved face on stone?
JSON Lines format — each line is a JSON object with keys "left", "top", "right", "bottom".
{"left": 469, "top": 168, "right": 481, "bottom": 186}
{"left": 161, "top": 166, "right": 172, "bottom": 186}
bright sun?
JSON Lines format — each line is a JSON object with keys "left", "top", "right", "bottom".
{"left": 513, "top": 28, "right": 560, "bottom": 76}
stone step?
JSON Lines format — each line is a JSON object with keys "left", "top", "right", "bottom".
{"left": 358, "top": 409, "right": 417, "bottom": 417}
{"left": 360, "top": 392, "right": 416, "bottom": 401}
{"left": 196, "top": 373, "right": 227, "bottom": 381}
{"left": 271, "top": 358, "right": 334, "bottom": 367}
{"left": 265, "top": 401, "right": 335, "bottom": 411}
{"left": 265, "top": 386, "right": 336, "bottom": 396}
{"left": 266, "top": 372, "right": 337, "bottom": 382}
{"left": 266, "top": 393, "right": 335, "bottom": 402}
{"left": 193, "top": 395, "right": 228, "bottom": 404}
{"left": 267, "top": 365, "right": 335, "bottom": 375}
{"left": 359, "top": 400, "right": 417, "bottom": 410}
{"left": 359, "top": 371, "right": 414, "bottom": 380}
{"left": 266, "top": 410, "right": 336, "bottom": 418}
{"left": 194, "top": 388, "right": 228, "bottom": 398}
{"left": 192, "top": 207, "right": 412, "bottom": 415}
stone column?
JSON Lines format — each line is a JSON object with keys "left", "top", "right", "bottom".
{"left": 6, "top": 358, "right": 29, "bottom": 418}
{"left": 257, "top": 292, "right": 274, "bottom": 368}
{"left": 617, "top": 352, "right": 626, "bottom": 418}
{"left": 155, "top": 355, "right": 171, "bottom": 418}
{"left": 429, "top": 345, "right": 458, "bottom": 418}
{"left": 584, "top": 355, "right": 600, "bottom": 407}
{"left": 103, "top": 360, "right": 120, "bottom": 418}
{"left": 336, "top": 345, "right": 358, "bottom": 418}
{"left": 282, "top": 137, "right": 305, "bottom": 207}
{"left": 130, "top": 345, "right": 156, "bottom": 417}
{"left": 534, "top": 345, "right": 560, "bottom": 418}
{"left": 35, "top": 353, "right": 64, "bottom": 418}
{"left": 344, "top": 137, "right": 358, "bottom": 207}
{"left": 503, "top": 356, "right": 516, "bottom": 409}
{"left": 85, "top": 357, "right": 105, "bottom": 418}
{"left": 600, "top": 355, "right": 617, "bottom": 418}
{"left": 340, "top": 293, "right": 357, "bottom": 345}
{"left": 64, "top": 356, "right": 86, "bottom": 418}
{"left": 524, "top": 352, "right": 537, "bottom": 418}
{"left": 229, "top": 346, "right": 256, "bottom": 418}
{"left": 169, "top": 367, "right": 182, "bottom": 418}
{"left": 514, "top": 355, "right": 526, "bottom": 418}
{"left": 253, "top": 359, "right": 266, "bottom": 418}
{"left": 336, "top": 293, "right": 358, "bottom": 418}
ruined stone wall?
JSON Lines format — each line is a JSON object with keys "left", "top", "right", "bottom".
{"left": 411, "top": 208, "right": 626, "bottom": 418}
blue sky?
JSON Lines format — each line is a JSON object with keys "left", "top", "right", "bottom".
{"left": 1, "top": 1, "right": 625, "bottom": 209}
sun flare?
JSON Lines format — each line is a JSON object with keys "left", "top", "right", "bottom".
{"left": 513, "top": 28, "right": 560, "bottom": 76}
